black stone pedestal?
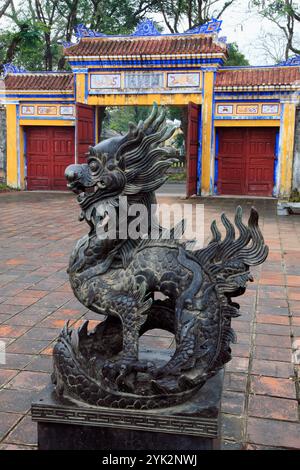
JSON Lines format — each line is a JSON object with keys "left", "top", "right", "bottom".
{"left": 31, "top": 370, "right": 223, "bottom": 451}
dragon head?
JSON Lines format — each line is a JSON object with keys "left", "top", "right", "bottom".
{"left": 65, "top": 103, "right": 178, "bottom": 227}
{"left": 65, "top": 149, "right": 127, "bottom": 210}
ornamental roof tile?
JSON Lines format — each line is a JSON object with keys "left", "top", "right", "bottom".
{"left": 4, "top": 73, "right": 73, "bottom": 91}
{"left": 215, "top": 66, "right": 300, "bottom": 88}
{"left": 64, "top": 35, "right": 227, "bottom": 57}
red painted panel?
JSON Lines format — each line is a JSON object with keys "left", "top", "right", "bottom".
{"left": 246, "top": 128, "right": 276, "bottom": 196}
{"left": 186, "top": 102, "right": 200, "bottom": 197}
{"left": 26, "top": 127, "right": 52, "bottom": 190}
{"left": 26, "top": 126, "right": 74, "bottom": 190}
{"left": 218, "top": 128, "right": 245, "bottom": 195}
{"left": 217, "top": 127, "right": 276, "bottom": 196}
{"left": 52, "top": 128, "right": 75, "bottom": 190}
{"left": 76, "top": 103, "right": 95, "bottom": 164}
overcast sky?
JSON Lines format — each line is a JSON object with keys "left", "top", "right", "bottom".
{"left": 219, "top": 0, "right": 287, "bottom": 65}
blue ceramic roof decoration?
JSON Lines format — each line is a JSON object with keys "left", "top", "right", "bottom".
{"left": 3, "top": 63, "right": 28, "bottom": 76}
{"left": 62, "top": 40, "right": 77, "bottom": 48}
{"left": 131, "top": 19, "right": 161, "bottom": 36}
{"left": 185, "top": 18, "right": 222, "bottom": 35}
{"left": 74, "top": 24, "right": 106, "bottom": 38}
{"left": 277, "top": 55, "right": 300, "bottom": 66}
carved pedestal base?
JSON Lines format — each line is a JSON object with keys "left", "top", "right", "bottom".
{"left": 31, "top": 366, "right": 223, "bottom": 451}
{"left": 36, "top": 421, "right": 219, "bottom": 450}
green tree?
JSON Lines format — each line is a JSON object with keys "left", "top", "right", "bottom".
{"left": 0, "top": 0, "right": 11, "bottom": 19}
{"left": 103, "top": 106, "right": 152, "bottom": 134}
{"left": 0, "top": 20, "right": 44, "bottom": 73}
{"left": 226, "top": 42, "right": 249, "bottom": 66}
{"left": 0, "top": 0, "right": 154, "bottom": 71}
{"left": 250, "top": 0, "right": 300, "bottom": 59}
{"left": 149, "top": 0, "right": 237, "bottom": 33}
{"left": 166, "top": 105, "right": 187, "bottom": 143}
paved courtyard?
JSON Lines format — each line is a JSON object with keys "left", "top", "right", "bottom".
{"left": 0, "top": 192, "right": 299, "bottom": 450}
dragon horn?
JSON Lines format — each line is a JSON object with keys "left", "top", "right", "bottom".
{"left": 143, "top": 102, "right": 158, "bottom": 130}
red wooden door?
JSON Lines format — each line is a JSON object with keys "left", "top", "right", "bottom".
{"left": 217, "top": 128, "right": 245, "bottom": 195}
{"left": 76, "top": 103, "right": 95, "bottom": 164}
{"left": 217, "top": 127, "right": 276, "bottom": 196}
{"left": 26, "top": 127, "right": 75, "bottom": 190}
{"left": 246, "top": 128, "right": 276, "bottom": 196}
{"left": 186, "top": 102, "right": 200, "bottom": 197}
{"left": 26, "top": 127, "right": 52, "bottom": 190}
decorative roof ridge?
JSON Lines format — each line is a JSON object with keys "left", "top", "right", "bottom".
{"left": 219, "top": 65, "right": 300, "bottom": 71}
{"left": 277, "top": 55, "right": 300, "bottom": 66}
{"left": 3, "top": 62, "right": 28, "bottom": 77}
{"left": 184, "top": 17, "right": 222, "bottom": 35}
{"left": 131, "top": 19, "right": 160, "bottom": 36}
{"left": 5, "top": 71, "right": 72, "bottom": 76}
{"left": 63, "top": 18, "right": 226, "bottom": 51}
{"left": 67, "top": 18, "right": 223, "bottom": 42}
{"left": 63, "top": 31, "right": 226, "bottom": 51}
{"left": 211, "top": 34, "right": 227, "bottom": 50}
{"left": 73, "top": 32, "right": 222, "bottom": 41}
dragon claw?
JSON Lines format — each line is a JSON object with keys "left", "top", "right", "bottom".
{"left": 102, "top": 357, "right": 135, "bottom": 382}
{"left": 102, "top": 357, "right": 156, "bottom": 389}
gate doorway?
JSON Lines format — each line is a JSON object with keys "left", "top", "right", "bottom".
{"left": 26, "top": 126, "right": 75, "bottom": 190}
{"left": 217, "top": 127, "right": 276, "bottom": 196}
{"left": 99, "top": 104, "right": 200, "bottom": 196}
{"left": 186, "top": 102, "right": 200, "bottom": 197}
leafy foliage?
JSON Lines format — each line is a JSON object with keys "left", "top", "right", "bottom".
{"left": 0, "top": 20, "right": 44, "bottom": 71}
{"left": 289, "top": 188, "right": 300, "bottom": 202}
{"left": 103, "top": 106, "right": 152, "bottom": 134}
{"left": 0, "top": 0, "right": 152, "bottom": 71}
{"left": 104, "top": 105, "right": 184, "bottom": 132}
{"left": 149, "top": 0, "right": 237, "bottom": 33}
{"left": 250, "top": 0, "right": 300, "bottom": 58}
{"left": 0, "top": 0, "right": 247, "bottom": 71}
{"left": 226, "top": 43, "right": 249, "bottom": 66}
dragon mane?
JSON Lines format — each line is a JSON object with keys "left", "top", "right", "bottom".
{"left": 90, "top": 103, "right": 178, "bottom": 195}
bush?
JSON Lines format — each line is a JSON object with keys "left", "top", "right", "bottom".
{"left": 289, "top": 188, "right": 300, "bottom": 202}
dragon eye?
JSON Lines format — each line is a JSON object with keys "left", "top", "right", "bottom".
{"left": 98, "top": 179, "right": 106, "bottom": 189}
{"left": 89, "top": 161, "right": 99, "bottom": 172}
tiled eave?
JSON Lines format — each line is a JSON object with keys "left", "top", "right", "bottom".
{"left": 65, "top": 53, "right": 226, "bottom": 60}
{"left": 215, "top": 84, "right": 300, "bottom": 92}
{"left": 215, "top": 66, "right": 300, "bottom": 89}
{"left": 66, "top": 52, "right": 227, "bottom": 70}
{"left": 64, "top": 34, "right": 228, "bottom": 58}
{"left": 3, "top": 73, "right": 74, "bottom": 92}
{"left": 1, "top": 89, "right": 74, "bottom": 94}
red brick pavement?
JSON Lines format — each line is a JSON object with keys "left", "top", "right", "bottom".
{"left": 0, "top": 192, "right": 299, "bottom": 450}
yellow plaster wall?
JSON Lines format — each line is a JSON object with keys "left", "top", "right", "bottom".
{"left": 19, "top": 119, "right": 75, "bottom": 126}
{"left": 200, "top": 72, "right": 214, "bottom": 195}
{"left": 280, "top": 102, "right": 296, "bottom": 197}
{"left": 6, "top": 104, "right": 18, "bottom": 188}
{"left": 19, "top": 126, "right": 25, "bottom": 189}
{"left": 0, "top": 93, "right": 73, "bottom": 102}
{"left": 215, "top": 120, "right": 280, "bottom": 127}
{"left": 94, "top": 107, "right": 99, "bottom": 142}
{"left": 87, "top": 93, "right": 202, "bottom": 106}
{"left": 76, "top": 73, "right": 86, "bottom": 104}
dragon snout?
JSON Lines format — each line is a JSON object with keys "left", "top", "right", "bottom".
{"left": 65, "top": 164, "right": 87, "bottom": 195}
{"left": 65, "top": 164, "right": 81, "bottom": 183}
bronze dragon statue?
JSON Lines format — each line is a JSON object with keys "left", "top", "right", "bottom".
{"left": 52, "top": 104, "right": 268, "bottom": 409}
